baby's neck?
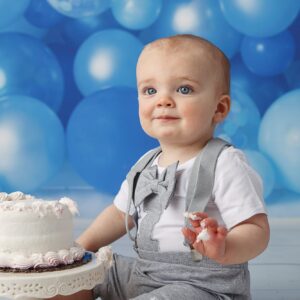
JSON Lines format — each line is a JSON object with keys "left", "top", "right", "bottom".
{"left": 158, "top": 141, "right": 208, "bottom": 167}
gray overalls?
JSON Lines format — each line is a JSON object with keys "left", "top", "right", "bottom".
{"left": 94, "top": 138, "right": 251, "bottom": 300}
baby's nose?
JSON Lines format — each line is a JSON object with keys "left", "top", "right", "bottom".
{"left": 157, "top": 95, "right": 175, "bottom": 107}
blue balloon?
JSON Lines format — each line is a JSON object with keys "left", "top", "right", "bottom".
{"left": 241, "top": 30, "right": 295, "bottom": 77}
{"left": 0, "top": 33, "right": 64, "bottom": 111}
{"left": 47, "top": 0, "right": 110, "bottom": 18}
{"left": 74, "top": 29, "right": 143, "bottom": 96}
{"left": 216, "top": 88, "right": 261, "bottom": 149}
{"left": 231, "top": 55, "right": 289, "bottom": 114}
{"left": 47, "top": 42, "right": 83, "bottom": 127}
{"left": 289, "top": 14, "right": 300, "bottom": 59}
{"left": 25, "top": 0, "right": 66, "bottom": 28}
{"left": 259, "top": 89, "right": 300, "bottom": 193}
{"left": 284, "top": 60, "right": 300, "bottom": 90}
{"left": 244, "top": 150, "right": 275, "bottom": 199}
{"left": 0, "top": 0, "right": 31, "bottom": 29}
{"left": 0, "top": 96, "right": 65, "bottom": 193}
{"left": 220, "top": 0, "right": 300, "bottom": 37}
{"left": 0, "top": 16, "right": 47, "bottom": 39}
{"left": 61, "top": 9, "right": 121, "bottom": 48}
{"left": 139, "top": 0, "right": 242, "bottom": 59}
{"left": 111, "top": 0, "right": 162, "bottom": 30}
{"left": 67, "top": 87, "right": 158, "bottom": 194}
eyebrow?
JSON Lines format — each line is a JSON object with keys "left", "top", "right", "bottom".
{"left": 177, "top": 76, "right": 201, "bottom": 85}
{"left": 137, "top": 77, "right": 201, "bottom": 88}
{"left": 137, "top": 79, "right": 153, "bottom": 88}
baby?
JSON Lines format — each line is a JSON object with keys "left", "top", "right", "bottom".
{"left": 53, "top": 34, "right": 269, "bottom": 300}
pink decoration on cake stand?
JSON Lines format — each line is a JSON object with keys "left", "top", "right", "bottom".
{"left": 0, "top": 248, "right": 112, "bottom": 300}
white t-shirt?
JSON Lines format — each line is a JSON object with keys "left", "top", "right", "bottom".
{"left": 114, "top": 146, "right": 267, "bottom": 252}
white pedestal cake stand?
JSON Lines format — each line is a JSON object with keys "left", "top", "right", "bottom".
{"left": 0, "top": 248, "right": 112, "bottom": 300}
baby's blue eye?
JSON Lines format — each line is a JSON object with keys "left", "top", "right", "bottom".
{"left": 177, "top": 86, "right": 192, "bottom": 94}
{"left": 145, "top": 88, "right": 157, "bottom": 95}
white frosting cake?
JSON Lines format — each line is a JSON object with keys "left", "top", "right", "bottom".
{"left": 0, "top": 191, "right": 85, "bottom": 270}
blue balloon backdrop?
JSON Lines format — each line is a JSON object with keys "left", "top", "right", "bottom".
{"left": 244, "top": 150, "right": 275, "bottom": 199}
{"left": 216, "top": 88, "right": 261, "bottom": 149}
{"left": 111, "top": 0, "right": 162, "bottom": 30}
{"left": 139, "top": 0, "right": 242, "bottom": 59}
{"left": 0, "top": 96, "right": 65, "bottom": 192}
{"left": 241, "top": 30, "right": 295, "bottom": 76}
{"left": 0, "top": 16, "right": 47, "bottom": 38}
{"left": 284, "top": 60, "right": 300, "bottom": 90}
{"left": 25, "top": 0, "right": 65, "bottom": 28}
{"left": 231, "top": 55, "right": 289, "bottom": 114}
{"left": 47, "top": 0, "right": 110, "bottom": 18}
{"left": 61, "top": 9, "right": 121, "bottom": 48}
{"left": 0, "top": 33, "right": 64, "bottom": 111}
{"left": 74, "top": 29, "right": 144, "bottom": 95}
{"left": 220, "top": 0, "right": 300, "bottom": 37}
{"left": 48, "top": 42, "right": 83, "bottom": 126}
{"left": 259, "top": 89, "right": 300, "bottom": 194}
{"left": 67, "top": 87, "right": 157, "bottom": 194}
{"left": 290, "top": 14, "right": 300, "bottom": 59}
{"left": 0, "top": 0, "right": 30, "bottom": 29}
{"left": 0, "top": 0, "right": 299, "bottom": 203}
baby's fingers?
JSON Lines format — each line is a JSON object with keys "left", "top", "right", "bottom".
{"left": 216, "top": 226, "right": 228, "bottom": 240}
{"left": 184, "top": 211, "right": 208, "bottom": 227}
{"left": 182, "top": 227, "right": 197, "bottom": 245}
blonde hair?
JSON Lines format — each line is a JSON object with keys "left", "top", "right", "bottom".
{"left": 141, "top": 34, "right": 230, "bottom": 95}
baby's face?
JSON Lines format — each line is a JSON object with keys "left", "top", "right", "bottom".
{"left": 137, "top": 45, "right": 223, "bottom": 148}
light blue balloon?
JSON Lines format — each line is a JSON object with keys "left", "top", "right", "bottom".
{"left": 0, "top": 16, "right": 47, "bottom": 39}
{"left": 67, "top": 87, "right": 158, "bottom": 195}
{"left": 244, "top": 150, "right": 275, "bottom": 199}
{"left": 0, "top": 0, "right": 31, "bottom": 29}
{"left": 111, "top": 0, "right": 162, "bottom": 30}
{"left": 47, "top": 0, "right": 110, "bottom": 18}
{"left": 61, "top": 10, "right": 121, "bottom": 48}
{"left": 0, "top": 33, "right": 64, "bottom": 111}
{"left": 231, "top": 55, "right": 289, "bottom": 114}
{"left": 220, "top": 0, "right": 300, "bottom": 37}
{"left": 74, "top": 29, "right": 143, "bottom": 96}
{"left": 216, "top": 88, "right": 261, "bottom": 149}
{"left": 139, "top": 0, "right": 242, "bottom": 59}
{"left": 241, "top": 30, "right": 295, "bottom": 76}
{"left": 259, "top": 89, "right": 300, "bottom": 193}
{"left": 0, "top": 96, "right": 65, "bottom": 193}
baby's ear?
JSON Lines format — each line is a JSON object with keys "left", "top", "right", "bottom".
{"left": 213, "top": 94, "right": 230, "bottom": 124}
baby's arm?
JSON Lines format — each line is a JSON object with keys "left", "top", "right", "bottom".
{"left": 182, "top": 212, "right": 269, "bottom": 265}
{"left": 77, "top": 204, "right": 134, "bottom": 252}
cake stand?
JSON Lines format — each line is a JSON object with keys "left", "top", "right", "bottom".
{"left": 0, "top": 247, "right": 112, "bottom": 300}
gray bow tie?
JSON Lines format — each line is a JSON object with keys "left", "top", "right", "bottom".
{"left": 134, "top": 162, "right": 178, "bottom": 209}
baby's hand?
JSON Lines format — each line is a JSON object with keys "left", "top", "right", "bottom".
{"left": 182, "top": 212, "right": 228, "bottom": 262}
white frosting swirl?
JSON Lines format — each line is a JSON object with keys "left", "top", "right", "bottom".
{"left": 0, "top": 192, "right": 78, "bottom": 219}
{"left": 0, "top": 193, "right": 9, "bottom": 201}
{"left": 58, "top": 249, "right": 74, "bottom": 265}
{"left": 45, "top": 251, "right": 61, "bottom": 266}
{"left": 0, "top": 245, "right": 85, "bottom": 270}
{"left": 96, "top": 246, "right": 113, "bottom": 271}
{"left": 0, "top": 191, "right": 34, "bottom": 202}
{"left": 59, "top": 197, "right": 79, "bottom": 216}
{"left": 70, "top": 246, "right": 85, "bottom": 261}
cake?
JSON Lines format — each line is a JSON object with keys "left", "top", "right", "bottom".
{"left": 0, "top": 191, "right": 87, "bottom": 272}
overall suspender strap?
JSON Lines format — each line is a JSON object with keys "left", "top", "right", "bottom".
{"left": 125, "top": 147, "right": 162, "bottom": 241}
{"left": 184, "top": 138, "right": 230, "bottom": 259}
{"left": 185, "top": 138, "right": 230, "bottom": 214}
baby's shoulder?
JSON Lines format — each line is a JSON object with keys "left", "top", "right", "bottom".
{"left": 218, "top": 146, "right": 248, "bottom": 165}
